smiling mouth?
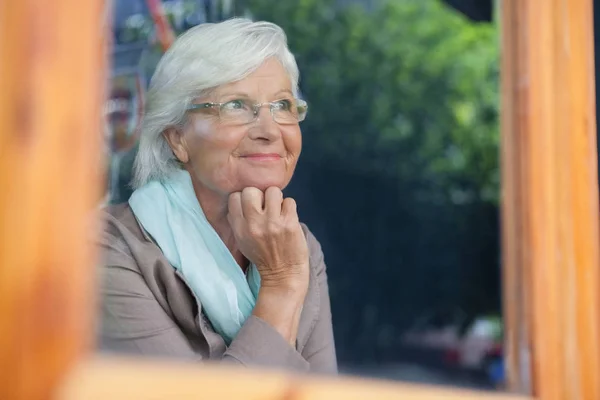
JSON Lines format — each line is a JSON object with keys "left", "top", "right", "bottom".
{"left": 241, "top": 154, "right": 283, "bottom": 161}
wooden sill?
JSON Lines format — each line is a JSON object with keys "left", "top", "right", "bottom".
{"left": 56, "top": 356, "right": 531, "bottom": 400}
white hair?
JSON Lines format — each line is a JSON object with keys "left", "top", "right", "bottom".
{"left": 132, "top": 18, "right": 300, "bottom": 189}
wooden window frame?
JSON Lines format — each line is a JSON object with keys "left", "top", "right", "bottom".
{"left": 0, "top": 0, "right": 598, "bottom": 399}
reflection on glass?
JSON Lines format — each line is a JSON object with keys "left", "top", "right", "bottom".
{"left": 102, "top": 0, "right": 502, "bottom": 391}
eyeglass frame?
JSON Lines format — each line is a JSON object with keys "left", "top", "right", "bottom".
{"left": 185, "top": 98, "right": 308, "bottom": 125}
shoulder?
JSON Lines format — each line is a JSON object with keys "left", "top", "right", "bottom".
{"left": 100, "top": 203, "right": 149, "bottom": 243}
{"left": 98, "top": 203, "right": 149, "bottom": 270}
{"left": 101, "top": 203, "right": 141, "bottom": 234}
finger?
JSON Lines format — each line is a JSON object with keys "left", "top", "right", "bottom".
{"left": 281, "top": 197, "right": 298, "bottom": 220}
{"left": 264, "top": 187, "right": 283, "bottom": 219}
{"left": 227, "top": 192, "right": 244, "bottom": 221}
{"left": 241, "top": 187, "right": 264, "bottom": 218}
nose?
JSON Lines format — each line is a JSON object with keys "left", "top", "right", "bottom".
{"left": 248, "top": 106, "right": 281, "bottom": 141}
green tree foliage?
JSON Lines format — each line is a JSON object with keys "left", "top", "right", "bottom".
{"left": 247, "top": 0, "right": 499, "bottom": 204}
{"left": 243, "top": 0, "right": 501, "bottom": 364}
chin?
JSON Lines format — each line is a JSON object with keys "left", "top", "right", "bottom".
{"left": 237, "top": 175, "right": 290, "bottom": 192}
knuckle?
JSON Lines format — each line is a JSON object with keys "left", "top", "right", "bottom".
{"left": 267, "top": 186, "right": 283, "bottom": 198}
{"left": 285, "top": 198, "right": 297, "bottom": 212}
{"left": 281, "top": 219, "right": 296, "bottom": 233}
{"left": 285, "top": 212, "right": 300, "bottom": 225}
{"left": 243, "top": 186, "right": 261, "bottom": 196}
{"left": 248, "top": 223, "right": 265, "bottom": 239}
{"left": 267, "top": 219, "right": 284, "bottom": 235}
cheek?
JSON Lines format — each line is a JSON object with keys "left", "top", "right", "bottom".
{"left": 185, "top": 120, "right": 242, "bottom": 159}
{"left": 283, "top": 127, "right": 303, "bottom": 156}
{"left": 184, "top": 122, "right": 246, "bottom": 188}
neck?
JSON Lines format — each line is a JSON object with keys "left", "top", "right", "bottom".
{"left": 189, "top": 174, "right": 249, "bottom": 271}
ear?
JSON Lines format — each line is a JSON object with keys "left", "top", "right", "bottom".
{"left": 163, "top": 127, "right": 189, "bottom": 163}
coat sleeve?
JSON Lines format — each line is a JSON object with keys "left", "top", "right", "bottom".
{"left": 298, "top": 225, "right": 338, "bottom": 373}
{"left": 98, "top": 220, "right": 335, "bottom": 373}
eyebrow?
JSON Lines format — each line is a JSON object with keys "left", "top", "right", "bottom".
{"left": 216, "top": 89, "right": 294, "bottom": 100}
{"left": 274, "top": 89, "right": 294, "bottom": 97}
{"left": 216, "top": 92, "right": 251, "bottom": 99}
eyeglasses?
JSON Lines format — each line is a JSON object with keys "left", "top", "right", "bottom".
{"left": 186, "top": 98, "right": 308, "bottom": 126}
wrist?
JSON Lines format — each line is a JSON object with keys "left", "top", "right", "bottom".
{"left": 258, "top": 281, "right": 307, "bottom": 299}
{"left": 258, "top": 263, "right": 310, "bottom": 295}
{"left": 253, "top": 288, "right": 306, "bottom": 346}
{"left": 256, "top": 286, "right": 306, "bottom": 310}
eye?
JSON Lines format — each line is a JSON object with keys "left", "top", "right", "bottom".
{"left": 273, "top": 99, "right": 293, "bottom": 111}
{"left": 222, "top": 99, "right": 248, "bottom": 111}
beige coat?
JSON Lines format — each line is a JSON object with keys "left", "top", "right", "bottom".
{"left": 98, "top": 204, "right": 337, "bottom": 374}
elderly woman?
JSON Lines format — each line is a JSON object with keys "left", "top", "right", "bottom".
{"left": 99, "top": 18, "right": 337, "bottom": 374}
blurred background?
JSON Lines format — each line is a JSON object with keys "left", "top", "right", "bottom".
{"left": 104, "top": 0, "right": 503, "bottom": 391}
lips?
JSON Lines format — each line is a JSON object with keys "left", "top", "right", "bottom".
{"left": 240, "top": 153, "right": 283, "bottom": 161}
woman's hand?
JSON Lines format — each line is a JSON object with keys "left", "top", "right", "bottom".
{"left": 227, "top": 186, "right": 310, "bottom": 294}
{"left": 228, "top": 186, "right": 309, "bottom": 346}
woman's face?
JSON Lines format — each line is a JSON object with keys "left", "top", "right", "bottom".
{"left": 166, "top": 58, "right": 302, "bottom": 198}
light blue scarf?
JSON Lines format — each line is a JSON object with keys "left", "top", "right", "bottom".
{"left": 128, "top": 169, "right": 261, "bottom": 344}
